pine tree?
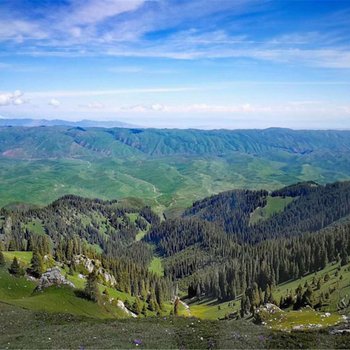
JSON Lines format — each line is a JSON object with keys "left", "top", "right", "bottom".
{"left": 0, "top": 250, "right": 5, "bottom": 267}
{"left": 302, "top": 286, "right": 313, "bottom": 307}
{"left": 141, "top": 304, "right": 147, "bottom": 317}
{"left": 240, "top": 295, "right": 246, "bottom": 318}
{"left": 84, "top": 271, "right": 100, "bottom": 302}
{"left": 155, "top": 282, "right": 163, "bottom": 309}
{"left": 340, "top": 248, "right": 348, "bottom": 266}
{"left": 132, "top": 297, "right": 142, "bottom": 315}
{"left": 174, "top": 297, "right": 180, "bottom": 316}
{"left": 29, "top": 251, "right": 44, "bottom": 278}
{"left": 8, "top": 257, "right": 24, "bottom": 277}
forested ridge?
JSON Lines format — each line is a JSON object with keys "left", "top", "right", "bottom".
{"left": 1, "top": 181, "right": 350, "bottom": 311}
{"left": 0, "top": 196, "right": 171, "bottom": 309}
{"left": 183, "top": 181, "right": 350, "bottom": 243}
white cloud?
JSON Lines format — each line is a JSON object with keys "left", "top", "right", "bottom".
{"left": 0, "top": 20, "right": 47, "bottom": 41}
{"left": 0, "top": 90, "right": 26, "bottom": 106}
{"left": 86, "top": 101, "right": 105, "bottom": 109}
{"left": 64, "top": 0, "right": 145, "bottom": 27}
{"left": 0, "top": 1, "right": 349, "bottom": 69}
{"left": 118, "top": 102, "right": 350, "bottom": 117}
{"left": 28, "top": 87, "right": 202, "bottom": 98}
{"left": 49, "top": 98, "right": 60, "bottom": 107}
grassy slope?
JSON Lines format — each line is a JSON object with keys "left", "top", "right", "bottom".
{"left": 250, "top": 196, "right": 294, "bottom": 225}
{"left": 3, "top": 251, "right": 33, "bottom": 265}
{"left": 189, "top": 261, "right": 350, "bottom": 326}
{"left": 148, "top": 257, "right": 164, "bottom": 277}
{"left": 24, "top": 219, "right": 46, "bottom": 235}
{"left": 0, "top": 254, "right": 127, "bottom": 319}
{"left": 274, "top": 262, "right": 350, "bottom": 313}
{"left": 0, "top": 252, "right": 176, "bottom": 319}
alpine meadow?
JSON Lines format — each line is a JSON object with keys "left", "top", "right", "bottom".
{"left": 1, "top": 1, "right": 350, "bottom": 349}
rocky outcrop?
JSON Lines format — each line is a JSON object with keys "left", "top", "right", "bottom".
{"left": 257, "top": 303, "right": 282, "bottom": 315}
{"left": 73, "top": 255, "right": 117, "bottom": 286}
{"left": 117, "top": 300, "right": 137, "bottom": 318}
{"left": 37, "top": 267, "right": 75, "bottom": 291}
{"left": 74, "top": 255, "right": 96, "bottom": 273}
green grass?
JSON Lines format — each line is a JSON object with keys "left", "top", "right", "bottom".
{"left": 14, "top": 285, "right": 127, "bottom": 319}
{"left": 260, "top": 308, "right": 342, "bottom": 331}
{"left": 250, "top": 196, "right": 294, "bottom": 225}
{"left": 188, "top": 262, "right": 350, "bottom": 322}
{"left": 274, "top": 262, "right": 350, "bottom": 313}
{"left": 0, "top": 254, "right": 170, "bottom": 320}
{"left": 24, "top": 219, "right": 46, "bottom": 235}
{"left": 0, "top": 268, "right": 36, "bottom": 300}
{"left": 2, "top": 302, "right": 350, "bottom": 349}
{"left": 0, "top": 266, "right": 130, "bottom": 319}
{"left": 135, "top": 230, "right": 148, "bottom": 241}
{"left": 148, "top": 257, "right": 164, "bottom": 277}
{"left": 189, "top": 298, "right": 240, "bottom": 320}
{"left": 3, "top": 251, "right": 33, "bottom": 266}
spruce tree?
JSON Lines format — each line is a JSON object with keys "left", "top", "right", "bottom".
{"left": 29, "top": 251, "right": 44, "bottom": 278}
{"left": 132, "top": 297, "right": 142, "bottom": 315}
{"left": 141, "top": 304, "right": 147, "bottom": 317}
{"left": 8, "top": 257, "right": 24, "bottom": 277}
{"left": 155, "top": 282, "right": 163, "bottom": 309}
{"left": 174, "top": 297, "right": 180, "bottom": 316}
{"left": 340, "top": 248, "right": 348, "bottom": 266}
{"left": 84, "top": 271, "right": 100, "bottom": 302}
{"left": 0, "top": 250, "right": 5, "bottom": 267}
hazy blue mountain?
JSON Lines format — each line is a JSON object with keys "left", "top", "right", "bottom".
{"left": 0, "top": 118, "right": 138, "bottom": 128}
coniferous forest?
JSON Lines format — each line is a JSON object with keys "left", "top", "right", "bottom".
{"left": 1, "top": 181, "right": 350, "bottom": 320}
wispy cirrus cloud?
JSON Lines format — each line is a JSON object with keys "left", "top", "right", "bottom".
{"left": 1, "top": 0, "right": 349, "bottom": 70}
{"left": 26, "top": 86, "right": 204, "bottom": 98}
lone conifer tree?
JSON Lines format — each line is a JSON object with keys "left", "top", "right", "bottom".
{"left": 9, "top": 257, "right": 24, "bottom": 277}
{"left": 174, "top": 297, "right": 180, "bottom": 316}
{"left": 29, "top": 251, "right": 44, "bottom": 278}
{"left": 0, "top": 251, "right": 5, "bottom": 267}
{"left": 84, "top": 271, "right": 100, "bottom": 302}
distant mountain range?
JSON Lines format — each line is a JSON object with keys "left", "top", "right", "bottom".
{"left": 0, "top": 125, "right": 350, "bottom": 211}
{"left": 0, "top": 118, "right": 138, "bottom": 128}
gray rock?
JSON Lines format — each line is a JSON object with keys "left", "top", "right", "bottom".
{"left": 117, "top": 300, "right": 137, "bottom": 318}
{"left": 73, "top": 255, "right": 116, "bottom": 286}
{"left": 37, "top": 267, "right": 75, "bottom": 291}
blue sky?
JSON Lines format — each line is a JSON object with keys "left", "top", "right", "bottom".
{"left": 0, "top": 0, "right": 350, "bottom": 128}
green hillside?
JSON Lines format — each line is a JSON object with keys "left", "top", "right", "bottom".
{"left": 1, "top": 127, "right": 350, "bottom": 210}
{"left": 186, "top": 260, "right": 350, "bottom": 322}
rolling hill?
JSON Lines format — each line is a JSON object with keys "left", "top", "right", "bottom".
{"left": 1, "top": 126, "right": 350, "bottom": 211}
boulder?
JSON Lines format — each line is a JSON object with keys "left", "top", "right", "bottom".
{"left": 37, "top": 267, "right": 75, "bottom": 291}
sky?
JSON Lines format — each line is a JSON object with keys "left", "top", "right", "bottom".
{"left": 0, "top": 0, "right": 350, "bottom": 129}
